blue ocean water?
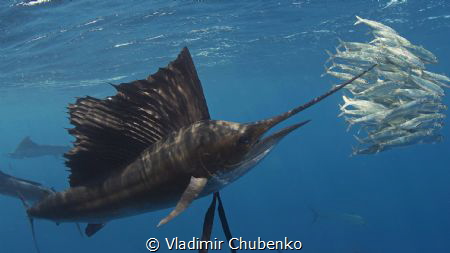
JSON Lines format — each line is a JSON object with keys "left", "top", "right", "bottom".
{"left": 1, "top": 0, "right": 450, "bottom": 252}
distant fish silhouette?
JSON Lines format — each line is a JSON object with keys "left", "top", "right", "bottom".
{"left": 8, "top": 136, "right": 70, "bottom": 159}
{"left": 0, "top": 169, "right": 54, "bottom": 203}
{"left": 310, "top": 207, "right": 367, "bottom": 226}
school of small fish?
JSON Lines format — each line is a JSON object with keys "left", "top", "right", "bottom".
{"left": 324, "top": 16, "right": 449, "bottom": 155}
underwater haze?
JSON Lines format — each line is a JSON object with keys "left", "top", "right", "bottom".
{"left": 1, "top": 0, "right": 450, "bottom": 252}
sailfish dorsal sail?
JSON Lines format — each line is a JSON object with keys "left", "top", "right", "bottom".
{"left": 65, "top": 47, "right": 210, "bottom": 187}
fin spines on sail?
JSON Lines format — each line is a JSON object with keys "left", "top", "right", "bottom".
{"left": 65, "top": 47, "right": 211, "bottom": 187}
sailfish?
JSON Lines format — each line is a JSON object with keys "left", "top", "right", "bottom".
{"left": 23, "top": 47, "right": 373, "bottom": 238}
{"left": 8, "top": 136, "right": 70, "bottom": 159}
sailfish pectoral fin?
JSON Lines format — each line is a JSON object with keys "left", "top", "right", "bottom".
{"left": 157, "top": 176, "right": 208, "bottom": 227}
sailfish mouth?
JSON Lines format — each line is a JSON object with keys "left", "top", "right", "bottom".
{"left": 247, "top": 120, "right": 310, "bottom": 161}
{"left": 259, "top": 120, "right": 310, "bottom": 141}
{"left": 255, "top": 119, "right": 310, "bottom": 146}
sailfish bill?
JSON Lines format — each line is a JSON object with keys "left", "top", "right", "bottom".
{"left": 24, "top": 47, "right": 374, "bottom": 237}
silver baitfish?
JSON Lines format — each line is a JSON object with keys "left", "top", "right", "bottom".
{"left": 382, "top": 46, "right": 425, "bottom": 69}
{"left": 398, "top": 113, "right": 446, "bottom": 130}
{"left": 354, "top": 16, "right": 398, "bottom": 34}
{"left": 406, "top": 45, "right": 438, "bottom": 64}
{"left": 409, "top": 74, "right": 445, "bottom": 96}
{"left": 372, "top": 29, "right": 412, "bottom": 48}
{"left": 325, "top": 16, "right": 448, "bottom": 155}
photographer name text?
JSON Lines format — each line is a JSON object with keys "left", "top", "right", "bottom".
{"left": 146, "top": 237, "right": 302, "bottom": 251}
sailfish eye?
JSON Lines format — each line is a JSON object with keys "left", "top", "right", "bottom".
{"left": 238, "top": 135, "right": 251, "bottom": 145}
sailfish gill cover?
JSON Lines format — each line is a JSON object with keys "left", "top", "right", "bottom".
{"left": 1, "top": 1, "right": 450, "bottom": 253}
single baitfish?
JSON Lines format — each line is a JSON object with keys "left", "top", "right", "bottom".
{"left": 377, "top": 129, "right": 439, "bottom": 150}
{"left": 345, "top": 109, "right": 390, "bottom": 128}
{"left": 406, "top": 44, "right": 438, "bottom": 64}
{"left": 375, "top": 63, "right": 401, "bottom": 72}
{"left": 383, "top": 99, "right": 426, "bottom": 122}
{"left": 353, "top": 80, "right": 398, "bottom": 98}
{"left": 372, "top": 29, "right": 412, "bottom": 48}
{"left": 340, "top": 95, "right": 387, "bottom": 113}
{"left": 326, "top": 62, "right": 378, "bottom": 81}
{"left": 339, "top": 107, "right": 367, "bottom": 117}
{"left": 409, "top": 74, "right": 445, "bottom": 96}
{"left": 393, "top": 88, "right": 440, "bottom": 100}
{"left": 398, "top": 113, "right": 446, "bottom": 130}
{"left": 326, "top": 70, "right": 369, "bottom": 85}
{"left": 413, "top": 69, "right": 450, "bottom": 88}
{"left": 354, "top": 129, "right": 440, "bottom": 155}
{"left": 370, "top": 37, "right": 402, "bottom": 48}
{"left": 421, "top": 70, "right": 450, "bottom": 83}
{"left": 354, "top": 126, "right": 405, "bottom": 144}
{"left": 326, "top": 49, "right": 382, "bottom": 65}
{"left": 354, "top": 16, "right": 398, "bottom": 34}
{"left": 338, "top": 39, "right": 381, "bottom": 54}
{"left": 367, "top": 126, "right": 410, "bottom": 143}
{"left": 352, "top": 144, "right": 385, "bottom": 155}
{"left": 382, "top": 46, "right": 425, "bottom": 69}
{"left": 328, "top": 62, "right": 365, "bottom": 74}
{"left": 418, "top": 101, "right": 448, "bottom": 113}
{"left": 375, "top": 68, "right": 409, "bottom": 82}
{"left": 355, "top": 126, "right": 409, "bottom": 144}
